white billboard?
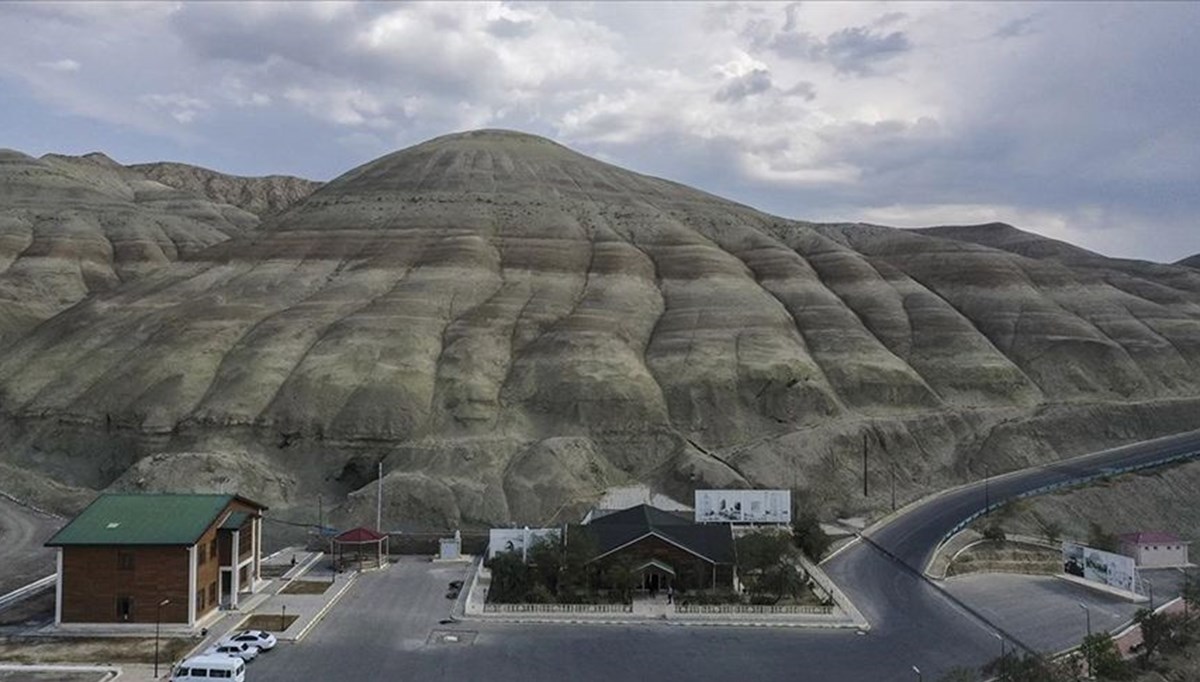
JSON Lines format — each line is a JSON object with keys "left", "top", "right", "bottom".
{"left": 694, "top": 490, "right": 791, "bottom": 525}
{"left": 1062, "top": 541, "right": 1137, "bottom": 593}
{"left": 487, "top": 527, "right": 560, "bottom": 561}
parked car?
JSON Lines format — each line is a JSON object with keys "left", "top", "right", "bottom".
{"left": 172, "top": 654, "right": 246, "bottom": 681}
{"left": 224, "top": 629, "right": 278, "bottom": 652}
{"left": 204, "top": 641, "right": 260, "bottom": 662}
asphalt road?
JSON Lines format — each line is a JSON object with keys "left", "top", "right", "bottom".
{"left": 822, "top": 428, "right": 1200, "bottom": 667}
{"left": 247, "top": 429, "right": 1200, "bottom": 682}
{"left": 0, "top": 496, "right": 61, "bottom": 594}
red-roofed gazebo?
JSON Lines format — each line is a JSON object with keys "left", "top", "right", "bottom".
{"left": 331, "top": 526, "right": 389, "bottom": 571}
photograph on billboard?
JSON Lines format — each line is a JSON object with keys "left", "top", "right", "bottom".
{"left": 488, "top": 527, "right": 560, "bottom": 560}
{"left": 1062, "top": 541, "right": 1137, "bottom": 592}
{"left": 694, "top": 490, "right": 791, "bottom": 524}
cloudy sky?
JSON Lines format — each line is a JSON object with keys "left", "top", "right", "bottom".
{"left": 1, "top": 1, "right": 1196, "bottom": 262}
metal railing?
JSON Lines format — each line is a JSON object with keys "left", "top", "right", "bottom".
{"left": 939, "top": 447, "right": 1200, "bottom": 548}
{"left": 0, "top": 574, "right": 55, "bottom": 610}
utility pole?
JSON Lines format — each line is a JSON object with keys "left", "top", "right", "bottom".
{"left": 376, "top": 461, "right": 384, "bottom": 532}
{"left": 862, "top": 433, "right": 869, "bottom": 497}
{"left": 890, "top": 461, "right": 896, "bottom": 512}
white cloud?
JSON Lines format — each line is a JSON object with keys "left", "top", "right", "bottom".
{"left": 39, "top": 58, "right": 80, "bottom": 72}
{"left": 138, "top": 93, "right": 210, "bottom": 125}
{"left": 0, "top": 1, "right": 1196, "bottom": 261}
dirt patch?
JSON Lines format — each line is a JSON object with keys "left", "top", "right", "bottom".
{"left": 260, "top": 564, "right": 289, "bottom": 578}
{"left": 947, "top": 540, "right": 1060, "bottom": 577}
{"left": 0, "top": 673, "right": 104, "bottom": 682}
{"left": 239, "top": 614, "right": 298, "bottom": 632}
{"left": 281, "top": 580, "right": 331, "bottom": 595}
{"left": 0, "top": 636, "right": 194, "bottom": 664}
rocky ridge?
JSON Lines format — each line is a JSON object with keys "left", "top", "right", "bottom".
{"left": 129, "top": 161, "right": 322, "bottom": 217}
{"left": 2, "top": 130, "right": 1200, "bottom": 530}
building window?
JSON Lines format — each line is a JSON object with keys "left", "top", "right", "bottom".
{"left": 117, "top": 595, "right": 133, "bottom": 621}
{"left": 208, "top": 582, "right": 217, "bottom": 606}
{"left": 210, "top": 539, "right": 218, "bottom": 562}
{"left": 197, "top": 588, "right": 204, "bottom": 610}
{"left": 117, "top": 551, "right": 134, "bottom": 571}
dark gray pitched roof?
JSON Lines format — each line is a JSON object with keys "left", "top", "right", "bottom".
{"left": 583, "top": 504, "right": 734, "bottom": 565}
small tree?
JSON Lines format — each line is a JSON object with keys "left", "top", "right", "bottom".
{"left": 485, "top": 550, "right": 531, "bottom": 603}
{"left": 560, "top": 527, "right": 598, "bottom": 596}
{"left": 935, "top": 668, "right": 978, "bottom": 682}
{"left": 1088, "top": 522, "right": 1119, "bottom": 552}
{"left": 1182, "top": 572, "right": 1200, "bottom": 619}
{"left": 792, "top": 511, "right": 832, "bottom": 561}
{"left": 982, "top": 524, "right": 1006, "bottom": 543}
{"left": 604, "top": 555, "right": 639, "bottom": 604}
{"left": 737, "top": 529, "right": 802, "bottom": 601}
{"left": 983, "top": 651, "right": 1074, "bottom": 682}
{"left": 1041, "top": 520, "right": 1063, "bottom": 545}
{"left": 1080, "top": 632, "right": 1129, "bottom": 680}
{"left": 1133, "top": 607, "right": 1169, "bottom": 669}
{"left": 526, "top": 537, "right": 564, "bottom": 596}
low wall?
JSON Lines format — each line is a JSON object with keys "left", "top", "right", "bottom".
{"left": 483, "top": 602, "right": 632, "bottom": 614}
{"left": 675, "top": 603, "right": 833, "bottom": 615}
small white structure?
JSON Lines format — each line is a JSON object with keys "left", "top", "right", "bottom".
{"left": 1119, "top": 531, "right": 1190, "bottom": 568}
{"left": 438, "top": 530, "right": 462, "bottom": 561}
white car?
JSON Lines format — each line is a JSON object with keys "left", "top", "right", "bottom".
{"left": 223, "top": 629, "right": 277, "bottom": 652}
{"left": 204, "top": 641, "right": 260, "bottom": 662}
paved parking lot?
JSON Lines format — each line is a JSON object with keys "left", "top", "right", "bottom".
{"left": 249, "top": 557, "right": 997, "bottom": 682}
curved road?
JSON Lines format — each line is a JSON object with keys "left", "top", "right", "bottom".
{"left": 822, "top": 428, "right": 1200, "bottom": 675}
{"left": 250, "top": 429, "right": 1200, "bottom": 682}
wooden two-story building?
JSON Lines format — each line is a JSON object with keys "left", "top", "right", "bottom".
{"left": 45, "top": 493, "right": 267, "bottom": 627}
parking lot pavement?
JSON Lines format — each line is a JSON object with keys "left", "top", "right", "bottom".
{"left": 941, "top": 572, "right": 1179, "bottom": 654}
{"left": 247, "top": 557, "right": 993, "bottom": 682}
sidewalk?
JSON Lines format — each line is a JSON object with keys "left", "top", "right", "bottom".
{"left": 24, "top": 548, "right": 366, "bottom": 682}
{"left": 458, "top": 558, "right": 865, "bottom": 629}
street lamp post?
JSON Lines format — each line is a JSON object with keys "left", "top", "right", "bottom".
{"left": 911, "top": 665, "right": 922, "bottom": 682}
{"left": 154, "top": 598, "right": 171, "bottom": 678}
{"left": 1079, "top": 602, "right": 1092, "bottom": 677}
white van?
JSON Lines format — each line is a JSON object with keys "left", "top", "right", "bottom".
{"left": 171, "top": 654, "right": 246, "bottom": 681}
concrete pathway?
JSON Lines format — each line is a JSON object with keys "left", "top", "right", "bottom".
{"left": 55, "top": 548, "right": 371, "bottom": 680}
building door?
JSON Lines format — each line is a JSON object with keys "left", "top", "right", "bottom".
{"left": 221, "top": 571, "right": 233, "bottom": 607}
{"left": 117, "top": 595, "right": 133, "bottom": 621}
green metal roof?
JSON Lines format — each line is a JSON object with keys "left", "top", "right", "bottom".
{"left": 220, "top": 511, "right": 250, "bottom": 531}
{"left": 46, "top": 494, "right": 238, "bottom": 547}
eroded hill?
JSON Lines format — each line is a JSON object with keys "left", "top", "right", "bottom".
{"left": 3, "top": 130, "right": 1200, "bottom": 530}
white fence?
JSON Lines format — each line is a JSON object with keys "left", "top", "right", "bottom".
{"left": 675, "top": 603, "right": 833, "bottom": 615}
{"left": 483, "top": 602, "right": 632, "bottom": 614}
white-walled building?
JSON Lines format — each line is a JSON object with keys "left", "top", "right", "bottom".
{"left": 1119, "top": 531, "right": 1190, "bottom": 568}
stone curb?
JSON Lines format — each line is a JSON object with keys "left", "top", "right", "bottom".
{"left": 0, "top": 663, "right": 118, "bottom": 680}
{"left": 457, "top": 614, "right": 864, "bottom": 629}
